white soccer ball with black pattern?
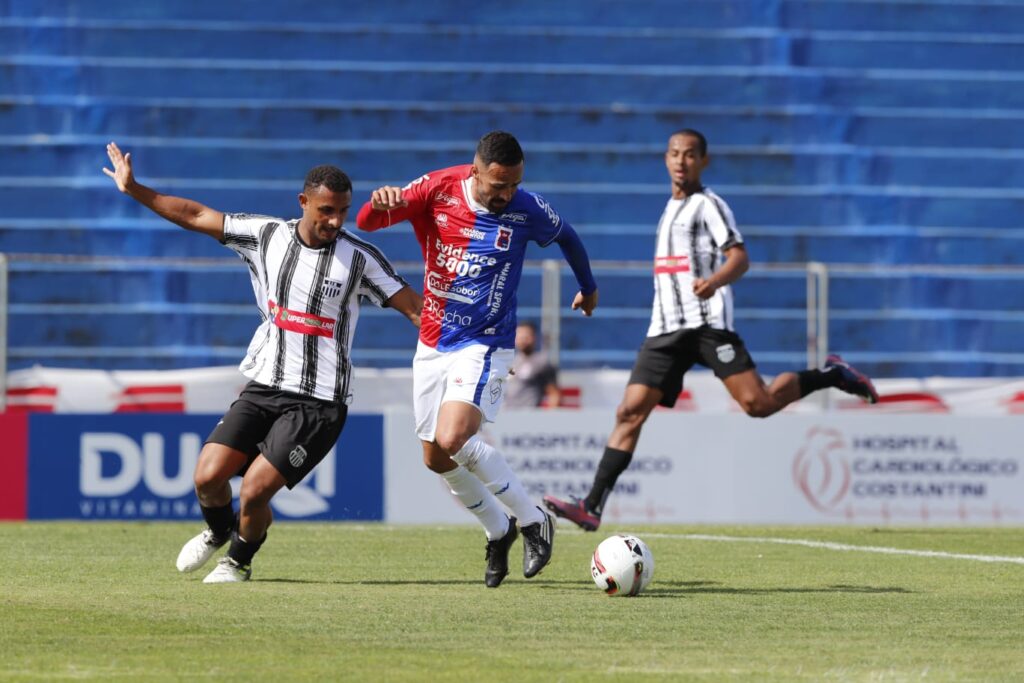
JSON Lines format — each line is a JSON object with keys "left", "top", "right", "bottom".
{"left": 590, "top": 534, "right": 654, "bottom": 597}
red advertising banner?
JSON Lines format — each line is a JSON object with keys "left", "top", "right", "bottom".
{"left": 0, "top": 412, "right": 28, "bottom": 519}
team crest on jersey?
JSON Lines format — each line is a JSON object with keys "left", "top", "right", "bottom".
{"left": 716, "top": 344, "right": 736, "bottom": 364}
{"left": 495, "top": 226, "right": 514, "bottom": 251}
{"left": 321, "top": 278, "right": 344, "bottom": 298}
{"left": 288, "top": 445, "right": 308, "bottom": 468}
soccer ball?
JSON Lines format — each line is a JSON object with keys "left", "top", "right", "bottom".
{"left": 590, "top": 534, "right": 654, "bottom": 597}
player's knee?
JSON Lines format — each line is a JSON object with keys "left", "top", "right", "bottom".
{"left": 615, "top": 403, "right": 649, "bottom": 432}
{"left": 739, "top": 395, "right": 774, "bottom": 418}
{"left": 239, "top": 477, "right": 275, "bottom": 509}
{"left": 193, "top": 464, "right": 228, "bottom": 498}
{"left": 433, "top": 430, "right": 469, "bottom": 457}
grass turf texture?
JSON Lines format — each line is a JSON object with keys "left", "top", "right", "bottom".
{"left": 1, "top": 523, "right": 1022, "bottom": 682}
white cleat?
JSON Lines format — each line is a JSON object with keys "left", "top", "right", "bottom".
{"left": 203, "top": 557, "right": 252, "bottom": 584}
{"left": 176, "top": 529, "right": 228, "bottom": 573}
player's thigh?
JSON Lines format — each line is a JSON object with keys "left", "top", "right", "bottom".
{"left": 721, "top": 368, "right": 771, "bottom": 407}
{"left": 619, "top": 383, "right": 665, "bottom": 421}
{"left": 413, "top": 341, "right": 450, "bottom": 442}
{"left": 694, "top": 328, "right": 757, "bottom": 381}
{"left": 434, "top": 400, "right": 483, "bottom": 453}
{"left": 202, "top": 385, "right": 277, "bottom": 482}
{"left": 260, "top": 398, "right": 347, "bottom": 490}
{"left": 414, "top": 342, "right": 512, "bottom": 442}
{"left": 239, "top": 454, "right": 288, "bottom": 506}
{"left": 628, "top": 331, "right": 694, "bottom": 409}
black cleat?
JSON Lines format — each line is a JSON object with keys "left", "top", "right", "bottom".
{"left": 484, "top": 516, "right": 518, "bottom": 588}
{"left": 521, "top": 508, "right": 555, "bottom": 578}
{"left": 826, "top": 354, "right": 879, "bottom": 404}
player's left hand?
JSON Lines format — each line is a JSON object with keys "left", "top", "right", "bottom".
{"left": 692, "top": 278, "right": 718, "bottom": 299}
{"left": 572, "top": 289, "right": 598, "bottom": 317}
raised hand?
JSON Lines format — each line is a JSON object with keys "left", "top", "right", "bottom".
{"left": 102, "top": 141, "right": 135, "bottom": 194}
{"left": 370, "top": 185, "right": 409, "bottom": 211}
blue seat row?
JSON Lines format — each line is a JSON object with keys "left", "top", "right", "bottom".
{"left": 7, "top": 140, "right": 1024, "bottom": 189}
{"left": 6, "top": 99, "right": 1022, "bottom": 151}
{"left": 8, "top": 0, "right": 1024, "bottom": 34}
{"left": 5, "top": 183, "right": 1022, "bottom": 229}
{"left": 5, "top": 22, "right": 1023, "bottom": 72}
{"left": 9, "top": 60, "right": 1024, "bottom": 110}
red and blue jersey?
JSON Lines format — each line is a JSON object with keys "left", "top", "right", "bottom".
{"left": 357, "top": 164, "right": 579, "bottom": 351}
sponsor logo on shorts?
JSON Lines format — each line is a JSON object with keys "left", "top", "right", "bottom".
{"left": 321, "top": 278, "right": 344, "bottom": 298}
{"left": 288, "top": 445, "right": 308, "bottom": 468}
{"left": 489, "top": 382, "right": 502, "bottom": 404}
{"left": 716, "top": 344, "right": 736, "bottom": 364}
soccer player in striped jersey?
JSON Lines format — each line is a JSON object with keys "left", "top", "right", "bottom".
{"left": 357, "top": 131, "right": 599, "bottom": 587}
{"left": 103, "top": 142, "right": 422, "bottom": 582}
{"left": 543, "top": 129, "right": 879, "bottom": 531}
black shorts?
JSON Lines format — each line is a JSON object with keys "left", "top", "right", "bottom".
{"left": 628, "top": 326, "right": 756, "bottom": 408}
{"left": 206, "top": 381, "right": 348, "bottom": 489}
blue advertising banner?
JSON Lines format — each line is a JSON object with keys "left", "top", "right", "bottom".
{"left": 27, "top": 414, "right": 384, "bottom": 521}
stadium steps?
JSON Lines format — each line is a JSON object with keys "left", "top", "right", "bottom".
{"left": 6, "top": 98, "right": 1024, "bottom": 151}
{"left": 8, "top": 137, "right": 1024, "bottom": 188}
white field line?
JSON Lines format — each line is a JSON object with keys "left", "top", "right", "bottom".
{"left": 640, "top": 532, "right": 1024, "bottom": 566}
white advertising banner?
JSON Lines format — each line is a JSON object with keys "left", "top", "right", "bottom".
{"left": 384, "top": 410, "right": 1024, "bottom": 526}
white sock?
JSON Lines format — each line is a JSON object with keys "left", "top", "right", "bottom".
{"left": 439, "top": 466, "right": 510, "bottom": 540}
{"left": 452, "top": 436, "right": 545, "bottom": 527}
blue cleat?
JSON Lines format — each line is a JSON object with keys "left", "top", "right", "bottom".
{"left": 826, "top": 354, "right": 879, "bottom": 404}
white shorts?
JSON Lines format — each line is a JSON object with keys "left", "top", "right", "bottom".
{"left": 413, "top": 341, "right": 514, "bottom": 442}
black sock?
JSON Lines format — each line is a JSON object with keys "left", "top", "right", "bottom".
{"left": 797, "top": 368, "right": 839, "bottom": 398}
{"left": 200, "top": 503, "right": 236, "bottom": 543}
{"left": 226, "top": 530, "right": 267, "bottom": 567}
{"left": 585, "top": 447, "right": 633, "bottom": 516}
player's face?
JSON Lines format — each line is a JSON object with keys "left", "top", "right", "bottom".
{"left": 471, "top": 158, "right": 523, "bottom": 214}
{"left": 665, "top": 134, "right": 708, "bottom": 188}
{"left": 298, "top": 186, "right": 352, "bottom": 247}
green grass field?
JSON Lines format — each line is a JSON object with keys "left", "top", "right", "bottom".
{"left": 1, "top": 522, "right": 1022, "bottom": 682}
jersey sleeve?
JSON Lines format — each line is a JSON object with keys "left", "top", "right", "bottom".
{"left": 355, "top": 242, "right": 410, "bottom": 307}
{"left": 702, "top": 196, "right": 743, "bottom": 250}
{"left": 526, "top": 192, "right": 565, "bottom": 247}
{"left": 355, "top": 172, "right": 435, "bottom": 231}
{"left": 222, "top": 213, "right": 276, "bottom": 257}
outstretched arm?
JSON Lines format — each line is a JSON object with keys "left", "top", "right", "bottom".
{"left": 553, "top": 224, "right": 599, "bottom": 317}
{"left": 692, "top": 244, "right": 749, "bottom": 299}
{"left": 103, "top": 142, "right": 224, "bottom": 242}
{"left": 385, "top": 285, "right": 422, "bottom": 328}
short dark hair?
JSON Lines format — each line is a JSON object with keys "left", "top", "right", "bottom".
{"left": 517, "top": 320, "right": 538, "bottom": 332}
{"left": 670, "top": 128, "right": 708, "bottom": 157}
{"left": 476, "top": 131, "right": 524, "bottom": 167}
{"left": 303, "top": 165, "right": 352, "bottom": 194}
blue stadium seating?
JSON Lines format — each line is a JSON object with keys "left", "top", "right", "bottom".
{"left": 2, "top": 0, "right": 1024, "bottom": 377}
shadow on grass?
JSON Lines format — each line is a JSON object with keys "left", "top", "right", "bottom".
{"left": 638, "top": 581, "right": 913, "bottom": 598}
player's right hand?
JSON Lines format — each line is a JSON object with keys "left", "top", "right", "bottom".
{"left": 102, "top": 142, "right": 135, "bottom": 194}
{"left": 370, "top": 186, "right": 409, "bottom": 211}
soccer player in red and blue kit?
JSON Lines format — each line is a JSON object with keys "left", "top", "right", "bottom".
{"left": 357, "top": 131, "right": 599, "bottom": 587}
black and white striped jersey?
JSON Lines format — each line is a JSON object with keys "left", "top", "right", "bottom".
{"left": 646, "top": 188, "right": 744, "bottom": 337}
{"left": 222, "top": 213, "right": 408, "bottom": 404}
